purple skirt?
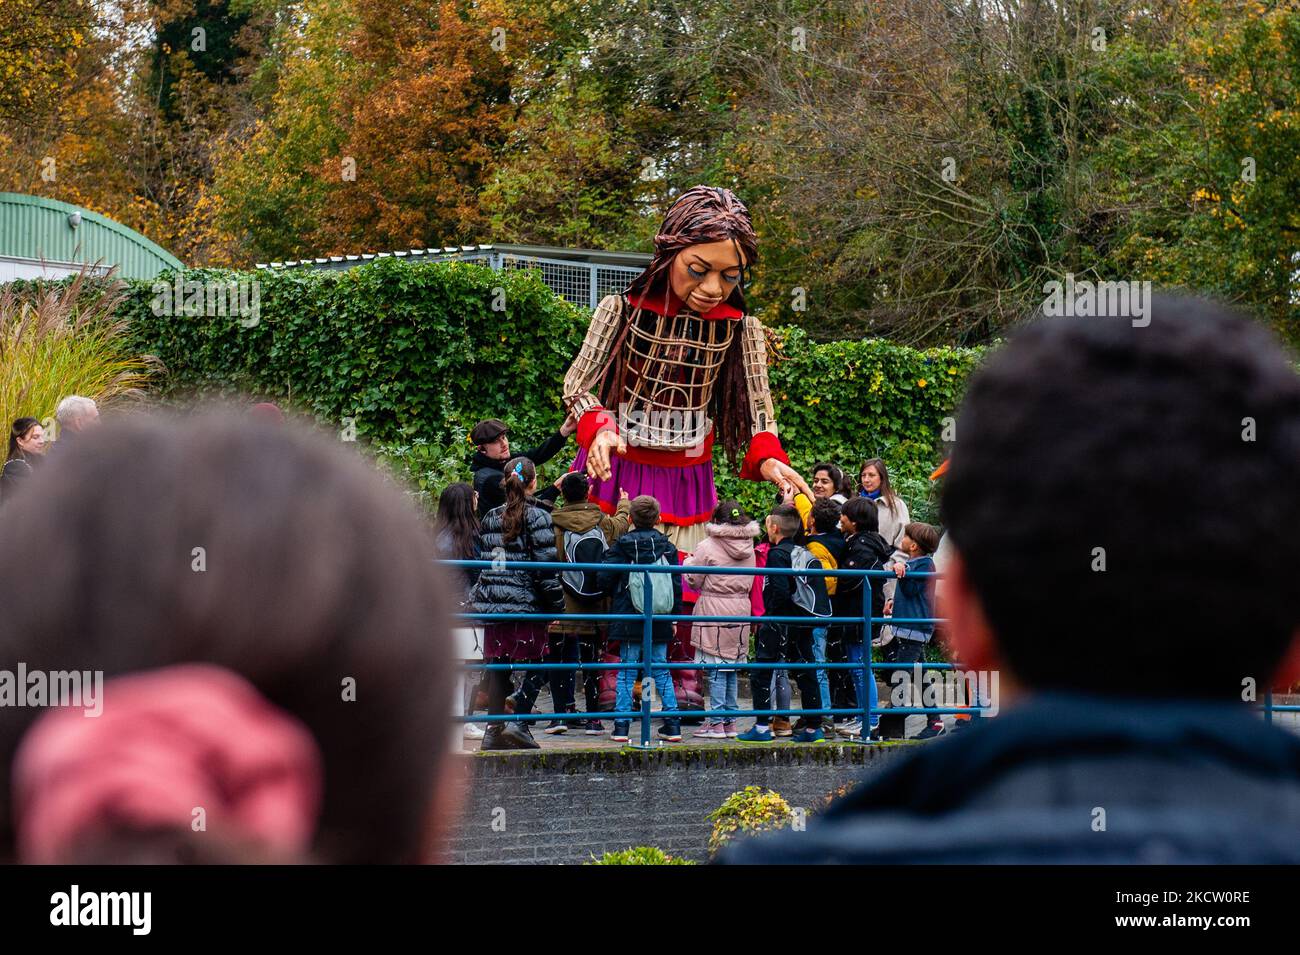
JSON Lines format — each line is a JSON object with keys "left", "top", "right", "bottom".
{"left": 571, "top": 448, "right": 716, "bottom": 526}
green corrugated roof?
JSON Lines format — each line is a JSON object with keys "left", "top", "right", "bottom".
{"left": 0, "top": 192, "right": 184, "bottom": 280}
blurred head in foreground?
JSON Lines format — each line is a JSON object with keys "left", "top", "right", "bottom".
{"left": 941, "top": 294, "right": 1300, "bottom": 700}
{"left": 0, "top": 408, "right": 456, "bottom": 863}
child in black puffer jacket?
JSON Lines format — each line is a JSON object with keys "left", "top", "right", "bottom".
{"left": 472, "top": 457, "right": 559, "bottom": 751}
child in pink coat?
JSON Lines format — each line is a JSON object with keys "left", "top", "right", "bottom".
{"left": 684, "top": 501, "right": 759, "bottom": 738}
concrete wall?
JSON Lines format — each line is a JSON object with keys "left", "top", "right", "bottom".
{"left": 443, "top": 743, "right": 913, "bottom": 864}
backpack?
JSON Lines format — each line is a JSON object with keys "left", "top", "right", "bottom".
{"left": 790, "top": 545, "right": 831, "bottom": 618}
{"left": 627, "top": 539, "right": 674, "bottom": 614}
{"left": 807, "top": 539, "right": 839, "bottom": 596}
{"left": 561, "top": 524, "right": 608, "bottom": 598}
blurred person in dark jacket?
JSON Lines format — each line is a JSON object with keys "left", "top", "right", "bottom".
{"left": 723, "top": 294, "right": 1300, "bottom": 864}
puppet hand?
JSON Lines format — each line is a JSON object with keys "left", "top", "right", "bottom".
{"left": 761, "top": 458, "right": 812, "bottom": 501}
{"left": 586, "top": 429, "right": 622, "bottom": 483}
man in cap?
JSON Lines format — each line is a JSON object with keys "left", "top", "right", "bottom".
{"left": 470, "top": 415, "right": 576, "bottom": 517}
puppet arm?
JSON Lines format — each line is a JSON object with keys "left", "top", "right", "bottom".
{"left": 563, "top": 294, "right": 624, "bottom": 447}
{"left": 737, "top": 315, "right": 799, "bottom": 488}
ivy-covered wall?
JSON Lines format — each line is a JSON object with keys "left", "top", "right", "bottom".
{"left": 122, "top": 259, "right": 985, "bottom": 521}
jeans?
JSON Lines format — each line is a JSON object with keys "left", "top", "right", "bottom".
{"left": 812, "top": 626, "right": 831, "bottom": 722}
{"left": 616, "top": 641, "right": 678, "bottom": 718}
{"left": 708, "top": 665, "right": 739, "bottom": 720}
{"left": 769, "top": 668, "right": 791, "bottom": 712}
{"left": 845, "top": 641, "right": 879, "bottom": 729}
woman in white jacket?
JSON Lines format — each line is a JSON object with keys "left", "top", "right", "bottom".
{"left": 858, "top": 458, "right": 910, "bottom": 600}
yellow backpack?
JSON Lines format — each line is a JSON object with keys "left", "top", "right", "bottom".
{"left": 806, "top": 539, "right": 838, "bottom": 596}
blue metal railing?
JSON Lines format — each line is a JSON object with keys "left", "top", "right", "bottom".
{"left": 442, "top": 558, "right": 997, "bottom": 748}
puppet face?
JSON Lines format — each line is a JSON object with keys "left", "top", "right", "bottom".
{"left": 668, "top": 239, "right": 747, "bottom": 313}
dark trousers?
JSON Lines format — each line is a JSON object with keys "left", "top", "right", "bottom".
{"left": 750, "top": 624, "right": 822, "bottom": 720}
{"left": 486, "top": 657, "right": 519, "bottom": 716}
{"left": 517, "top": 629, "right": 606, "bottom": 721}
{"left": 878, "top": 636, "right": 930, "bottom": 737}
{"left": 577, "top": 628, "right": 607, "bottom": 713}
{"left": 827, "top": 627, "right": 856, "bottom": 721}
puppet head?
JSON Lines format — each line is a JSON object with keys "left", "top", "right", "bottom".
{"left": 626, "top": 186, "right": 759, "bottom": 315}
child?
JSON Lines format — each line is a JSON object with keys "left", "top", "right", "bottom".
{"left": 739, "top": 504, "right": 828, "bottom": 744}
{"left": 596, "top": 495, "right": 683, "bottom": 743}
{"left": 473, "top": 458, "right": 561, "bottom": 751}
{"left": 883, "top": 521, "right": 942, "bottom": 739}
{"left": 530, "top": 473, "right": 630, "bottom": 736}
{"left": 434, "top": 482, "right": 486, "bottom": 742}
{"left": 803, "top": 497, "right": 845, "bottom": 733}
{"left": 751, "top": 535, "right": 795, "bottom": 737}
{"left": 833, "top": 497, "right": 895, "bottom": 739}
{"left": 683, "top": 502, "right": 759, "bottom": 739}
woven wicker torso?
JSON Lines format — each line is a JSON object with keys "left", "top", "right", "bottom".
{"left": 617, "top": 304, "right": 737, "bottom": 449}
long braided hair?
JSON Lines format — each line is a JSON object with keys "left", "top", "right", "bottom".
{"left": 599, "top": 186, "right": 762, "bottom": 466}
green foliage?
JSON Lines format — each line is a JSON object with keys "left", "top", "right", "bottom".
{"left": 587, "top": 846, "right": 695, "bottom": 865}
{"left": 120, "top": 259, "right": 981, "bottom": 519}
{"left": 706, "top": 785, "right": 793, "bottom": 857}
{"left": 716, "top": 328, "right": 982, "bottom": 524}
{"left": 123, "top": 257, "right": 586, "bottom": 446}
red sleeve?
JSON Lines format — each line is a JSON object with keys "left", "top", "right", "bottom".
{"left": 576, "top": 407, "right": 618, "bottom": 449}
{"left": 739, "top": 430, "right": 789, "bottom": 481}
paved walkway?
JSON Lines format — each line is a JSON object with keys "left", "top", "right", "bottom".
{"left": 458, "top": 686, "right": 942, "bottom": 753}
{"left": 457, "top": 690, "right": 1300, "bottom": 753}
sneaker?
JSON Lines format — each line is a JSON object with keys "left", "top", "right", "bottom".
{"left": 480, "top": 723, "right": 508, "bottom": 751}
{"left": 737, "top": 725, "right": 774, "bottom": 743}
{"left": 836, "top": 719, "right": 863, "bottom": 738}
{"left": 500, "top": 722, "right": 541, "bottom": 750}
{"left": 543, "top": 721, "right": 568, "bottom": 735}
{"left": 914, "top": 721, "right": 946, "bottom": 740}
{"left": 658, "top": 722, "right": 682, "bottom": 743}
{"left": 610, "top": 722, "right": 630, "bottom": 743}
{"left": 792, "top": 727, "right": 825, "bottom": 743}
{"left": 693, "top": 722, "right": 725, "bottom": 739}
{"left": 463, "top": 721, "right": 486, "bottom": 739}
{"left": 771, "top": 717, "right": 794, "bottom": 737}
{"left": 722, "top": 721, "right": 739, "bottom": 738}
{"left": 584, "top": 720, "right": 604, "bottom": 735}
{"left": 869, "top": 726, "right": 882, "bottom": 742}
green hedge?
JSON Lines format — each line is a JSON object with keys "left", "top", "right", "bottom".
{"left": 122, "top": 259, "right": 984, "bottom": 520}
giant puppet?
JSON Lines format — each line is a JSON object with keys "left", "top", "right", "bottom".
{"left": 562, "top": 185, "right": 810, "bottom": 553}
{"left": 561, "top": 186, "right": 811, "bottom": 710}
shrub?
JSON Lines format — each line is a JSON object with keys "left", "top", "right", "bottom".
{"left": 706, "top": 785, "right": 793, "bottom": 857}
{"left": 587, "top": 846, "right": 695, "bottom": 865}
{"left": 0, "top": 271, "right": 158, "bottom": 435}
